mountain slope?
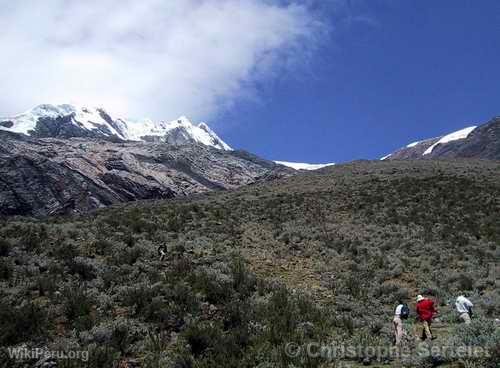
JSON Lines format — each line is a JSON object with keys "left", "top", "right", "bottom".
{"left": 0, "top": 159, "right": 498, "bottom": 367}
{"left": 381, "top": 116, "right": 500, "bottom": 160}
{"left": 0, "top": 104, "right": 231, "bottom": 150}
{"left": 0, "top": 131, "right": 290, "bottom": 216}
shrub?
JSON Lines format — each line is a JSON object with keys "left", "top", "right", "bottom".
{"left": 0, "top": 239, "right": 11, "bottom": 257}
{"left": 119, "top": 284, "right": 154, "bottom": 316}
{"left": 68, "top": 259, "right": 96, "bottom": 281}
{"left": 85, "top": 344, "right": 120, "bottom": 368}
{"left": 348, "top": 329, "right": 389, "bottom": 363}
{"left": 265, "top": 287, "right": 298, "bottom": 344}
{"left": 0, "top": 260, "right": 13, "bottom": 280}
{"left": 448, "top": 318, "right": 500, "bottom": 368}
{"left": 0, "top": 348, "right": 17, "bottom": 368}
{"left": 457, "top": 273, "right": 474, "bottom": 291}
{"left": 449, "top": 318, "right": 498, "bottom": 347}
{"left": 0, "top": 301, "right": 48, "bottom": 345}
{"left": 229, "top": 256, "right": 256, "bottom": 297}
{"left": 183, "top": 321, "right": 224, "bottom": 357}
{"left": 170, "top": 256, "right": 193, "bottom": 276}
{"left": 101, "top": 266, "right": 123, "bottom": 289}
{"left": 63, "top": 286, "right": 94, "bottom": 331}
{"left": 21, "top": 224, "right": 47, "bottom": 251}
{"left": 167, "top": 282, "right": 199, "bottom": 316}
{"left": 192, "top": 268, "right": 233, "bottom": 304}
{"left": 143, "top": 331, "right": 171, "bottom": 368}
{"left": 115, "top": 246, "right": 142, "bottom": 265}
{"left": 35, "top": 275, "right": 57, "bottom": 296}
{"left": 110, "top": 321, "right": 133, "bottom": 355}
{"left": 91, "top": 237, "right": 114, "bottom": 256}
{"left": 53, "top": 240, "right": 79, "bottom": 262}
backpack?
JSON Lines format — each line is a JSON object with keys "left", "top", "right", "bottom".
{"left": 400, "top": 304, "right": 410, "bottom": 319}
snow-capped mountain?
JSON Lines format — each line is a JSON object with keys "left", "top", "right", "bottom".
{"left": 0, "top": 104, "right": 231, "bottom": 150}
{"left": 274, "top": 161, "right": 335, "bottom": 171}
{"left": 380, "top": 116, "right": 500, "bottom": 160}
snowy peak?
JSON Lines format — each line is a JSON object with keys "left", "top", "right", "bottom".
{"left": 138, "top": 116, "right": 232, "bottom": 150}
{"left": 0, "top": 104, "right": 231, "bottom": 151}
{"left": 422, "top": 126, "right": 476, "bottom": 155}
{"left": 380, "top": 126, "right": 477, "bottom": 160}
{"left": 274, "top": 161, "right": 335, "bottom": 171}
{"left": 380, "top": 117, "right": 500, "bottom": 160}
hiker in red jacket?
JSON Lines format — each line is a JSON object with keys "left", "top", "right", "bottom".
{"left": 415, "top": 295, "right": 437, "bottom": 341}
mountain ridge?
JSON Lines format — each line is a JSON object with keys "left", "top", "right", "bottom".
{"left": 0, "top": 130, "right": 292, "bottom": 216}
{"left": 0, "top": 104, "right": 231, "bottom": 150}
{"left": 1, "top": 104, "right": 340, "bottom": 171}
{"left": 381, "top": 116, "right": 500, "bottom": 160}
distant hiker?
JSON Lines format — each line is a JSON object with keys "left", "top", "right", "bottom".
{"left": 158, "top": 244, "right": 168, "bottom": 261}
{"left": 455, "top": 295, "right": 473, "bottom": 324}
{"left": 393, "top": 301, "right": 410, "bottom": 346}
{"left": 416, "top": 295, "right": 437, "bottom": 341}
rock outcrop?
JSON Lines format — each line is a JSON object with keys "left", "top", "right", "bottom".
{"left": 0, "top": 131, "right": 291, "bottom": 216}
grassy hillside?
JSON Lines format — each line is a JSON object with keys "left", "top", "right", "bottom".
{"left": 0, "top": 159, "right": 499, "bottom": 367}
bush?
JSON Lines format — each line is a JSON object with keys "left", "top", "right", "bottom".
{"left": 348, "top": 329, "right": 390, "bottom": 363}
{"left": 110, "top": 320, "right": 133, "bottom": 355}
{"left": 68, "top": 259, "right": 96, "bottom": 281}
{"left": 114, "top": 246, "right": 142, "bottom": 265}
{"left": 457, "top": 273, "right": 474, "bottom": 291}
{"left": 0, "top": 260, "right": 13, "bottom": 280}
{"left": 192, "top": 268, "right": 233, "bottom": 304}
{"left": 449, "top": 318, "right": 498, "bottom": 347}
{"left": 448, "top": 318, "right": 500, "bottom": 368}
{"left": 265, "top": 287, "right": 298, "bottom": 344}
{"left": 35, "top": 275, "right": 57, "bottom": 296}
{"left": 0, "top": 239, "right": 11, "bottom": 257}
{"left": 85, "top": 344, "right": 120, "bottom": 368}
{"left": 0, "top": 301, "right": 48, "bottom": 345}
{"left": 91, "top": 238, "right": 114, "bottom": 256}
{"left": 167, "top": 282, "right": 199, "bottom": 316}
{"left": 183, "top": 321, "right": 224, "bottom": 357}
{"left": 21, "top": 224, "right": 47, "bottom": 251}
{"left": 374, "top": 282, "right": 409, "bottom": 303}
{"left": 229, "top": 256, "right": 256, "bottom": 297}
{"left": 53, "top": 240, "right": 79, "bottom": 262}
{"left": 63, "top": 286, "right": 94, "bottom": 331}
{"left": 119, "top": 284, "right": 154, "bottom": 316}
{"left": 143, "top": 296, "right": 171, "bottom": 325}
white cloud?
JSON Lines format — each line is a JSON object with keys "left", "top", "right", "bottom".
{"left": 0, "top": 0, "right": 321, "bottom": 121}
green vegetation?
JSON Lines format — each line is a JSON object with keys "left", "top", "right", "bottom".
{"left": 0, "top": 159, "right": 498, "bottom": 367}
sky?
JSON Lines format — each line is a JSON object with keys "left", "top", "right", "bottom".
{"left": 1, "top": 0, "right": 499, "bottom": 163}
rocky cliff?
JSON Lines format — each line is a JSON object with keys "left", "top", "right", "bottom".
{"left": 0, "top": 131, "right": 291, "bottom": 216}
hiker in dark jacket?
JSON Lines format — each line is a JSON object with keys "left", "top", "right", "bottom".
{"left": 416, "top": 295, "right": 438, "bottom": 341}
{"left": 158, "top": 244, "right": 168, "bottom": 261}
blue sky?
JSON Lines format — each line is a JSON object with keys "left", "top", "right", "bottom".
{"left": 1, "top": 1, "right": 498, "bottom": 163}
{"left": 217, "top": 0, "right": 500, "bottom": 163}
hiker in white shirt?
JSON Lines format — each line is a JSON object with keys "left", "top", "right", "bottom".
{"left": 455, "top": 295, "right": 473, "bottom": 324}
{"left": 393, "top": 301, "right": 409, "bottom": 346}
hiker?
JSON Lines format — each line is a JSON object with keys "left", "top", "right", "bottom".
{"left": 455, "top": 295, "right": 473, "bottom": 324}
{"left": 158, "top": 244, "right": 168, "bottom": 261}
{"left": 393, "top": 301, "right": 410, "bottom": 346}
{"left": 415, "top": 295, "right": 437, "bottom": 341}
